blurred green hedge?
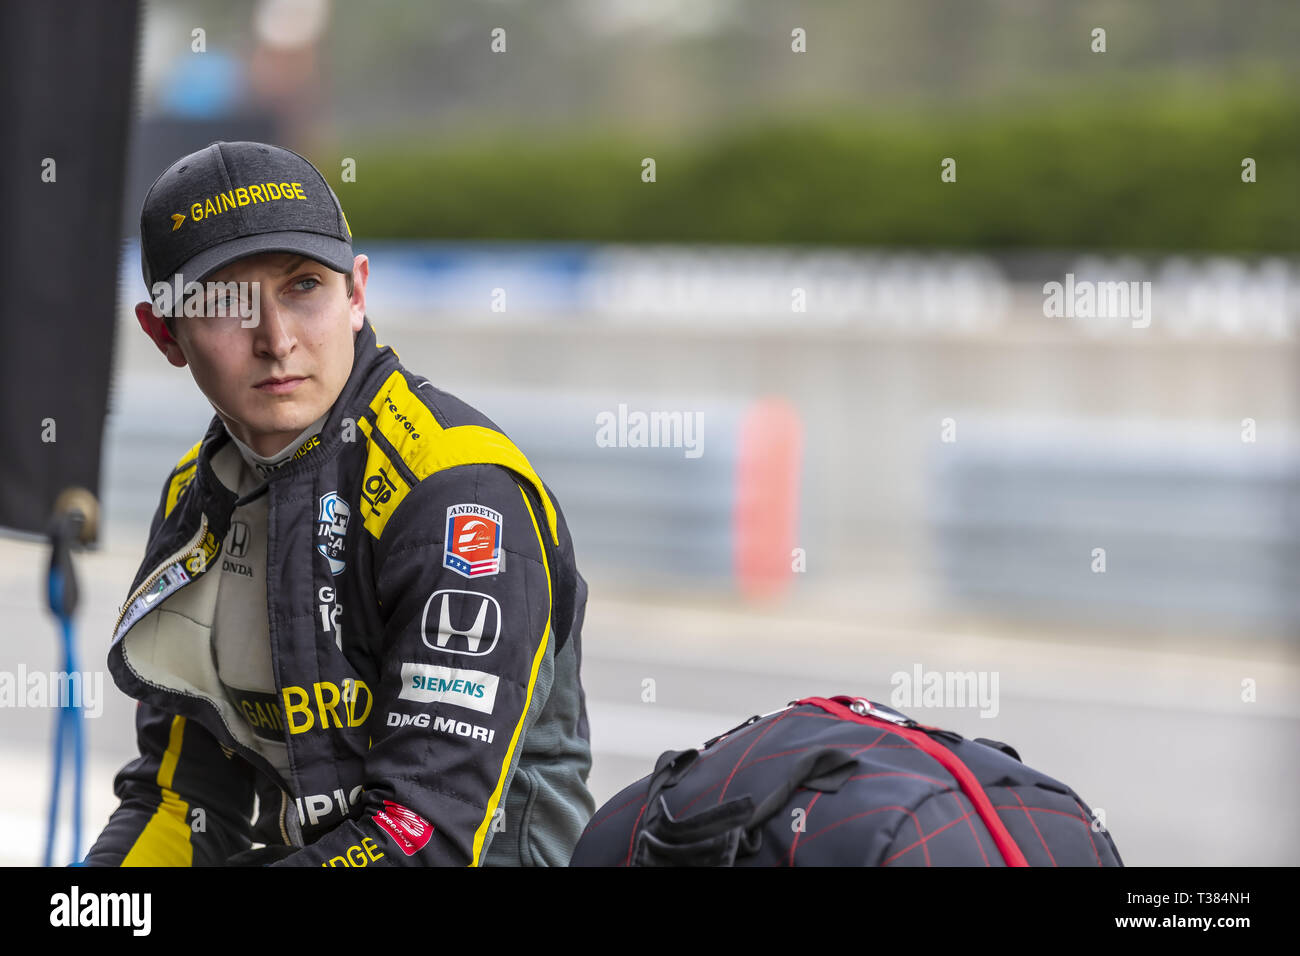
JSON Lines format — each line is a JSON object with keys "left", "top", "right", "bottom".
{"left": 336, "top": 83, "right": 1298, "bottom": 252}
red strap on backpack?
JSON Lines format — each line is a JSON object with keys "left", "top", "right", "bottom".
{"left": 795, "top": 696, "right": 1030, "bottom": 867}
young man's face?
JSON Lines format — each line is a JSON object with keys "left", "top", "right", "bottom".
{"left": 135, "top": 251, "right": 369, "bottom": 458}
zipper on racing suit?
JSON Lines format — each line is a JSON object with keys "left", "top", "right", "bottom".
{"left": 111, "top": 514, "right": 211, "bottom": 642}
{"left": 279, "top": 790, "right": 293, "bottom": 846}
{"left": 113, "top": 512, "right": 308, "bottom": 850}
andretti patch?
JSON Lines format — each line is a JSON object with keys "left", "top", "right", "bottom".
{"left": 443, "top": 504, "right": 502, "bottom": 578}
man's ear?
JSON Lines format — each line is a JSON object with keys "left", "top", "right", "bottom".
{"left": 348, "top": 254, "right": 369, "bottom": 332}
{"left": 134, "top": 301, "right": 188, "bottom": 368}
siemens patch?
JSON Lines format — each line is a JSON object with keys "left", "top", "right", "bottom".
{"left": 398, "top": 663, "right": 499, "bottom": 715}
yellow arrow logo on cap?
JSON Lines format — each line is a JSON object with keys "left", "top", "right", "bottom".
{"left": 171, "top": 213, "right": 186, "bottom": 231}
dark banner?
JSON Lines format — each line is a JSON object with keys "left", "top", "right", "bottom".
{"left": 0, "top": 0, "right": 140, "bottom": 538}
{"left": 5, "top": 864, "right": 1279, "bottom": 939}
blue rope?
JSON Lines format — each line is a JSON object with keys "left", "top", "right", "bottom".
{"left": 43, "top": 566, "right": 84, "bottom": 867}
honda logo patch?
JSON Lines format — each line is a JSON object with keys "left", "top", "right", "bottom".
{"left": 421, "top": 589, "right": 501, "bottom": 656}
{"left": 225, "top": 520, "right": 250, "bottom": 558}
{"left": 443, "top": 504, "right": 502, "bottom": 578}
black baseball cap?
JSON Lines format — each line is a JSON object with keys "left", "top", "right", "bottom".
{"left": 140, "top": 141, "right": 353, "bottom": 293}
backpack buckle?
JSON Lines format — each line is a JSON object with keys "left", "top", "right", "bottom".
{"left": 848, "top": 697, "right": 917, "bottom": 728}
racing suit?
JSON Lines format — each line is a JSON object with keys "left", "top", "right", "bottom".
{"left": 85, "top": 318, "right": 594, "bottom": 866}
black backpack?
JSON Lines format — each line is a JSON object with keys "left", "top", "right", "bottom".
{"left": 570, "top": 695, "right": 1123, "bottom": 867}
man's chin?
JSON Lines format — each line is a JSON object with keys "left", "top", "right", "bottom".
{"left": 242, "top": 407, "right": 326, "bottom": 444}
{"left": 266, "top": 413, "right": 321, "bottom": 438}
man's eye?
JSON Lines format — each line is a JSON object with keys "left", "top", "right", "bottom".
{"left": 294, "top": 277, "right": 321, "bottom": 292}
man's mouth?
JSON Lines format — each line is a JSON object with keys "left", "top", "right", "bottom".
{"left": 255, "top": 375, "right": 307, "bottom": 394}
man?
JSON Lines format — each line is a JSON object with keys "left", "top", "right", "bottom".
{"left": 85, "top": 141, "right": 594, "bottom": 866}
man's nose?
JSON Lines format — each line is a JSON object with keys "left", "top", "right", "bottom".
{"left": 252, "top": 291, "right": 295, "bottom": 357}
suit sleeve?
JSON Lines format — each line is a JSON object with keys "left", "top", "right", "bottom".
{"left": 270, "top": 463, "right": 556, "bottom": 866}
{"left": 83, "top": 700, "right": 257, "bottom": 866}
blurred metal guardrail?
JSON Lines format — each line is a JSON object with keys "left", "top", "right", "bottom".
{"left": 928, "top": 419, "right": 1300, "bottom": 632}
{"left": 102, "top": 380, "right": 804, "bottom": 596}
